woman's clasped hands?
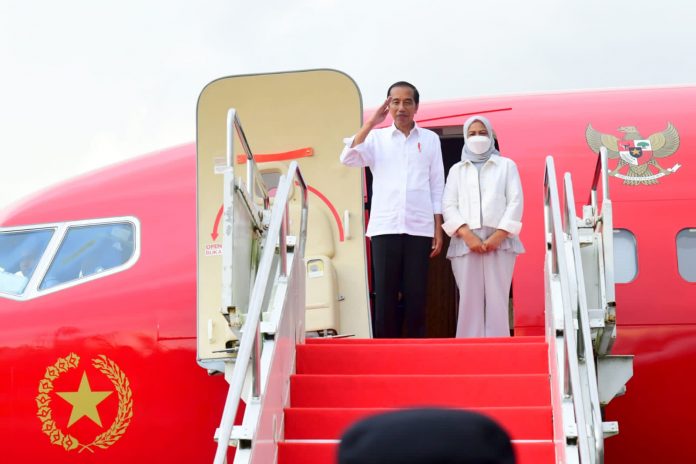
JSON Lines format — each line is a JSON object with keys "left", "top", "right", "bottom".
{"left": 456, "top": 225, "right": 507, "bottom": 254}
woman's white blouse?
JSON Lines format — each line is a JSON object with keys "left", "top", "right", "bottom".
{"left": 441, "top": 155, "right": 523, "bottom": 237}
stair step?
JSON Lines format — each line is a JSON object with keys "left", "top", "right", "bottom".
{"left": 296, "top": 342, "right": 548, "bottom": 375}
{"left": 283, "top": 337, "right": 555, "bottom": 463}
{"left": 290, "top": 374, "right": 551, "bottom": 408}
{"left": 305, "top": 335, "right": 545, "bottom": 345}
{"left": 284, "top": 406, "right": 553, "bottom": 440}
{"left": 277, "top": 441, "right": 555, "bottom": 464}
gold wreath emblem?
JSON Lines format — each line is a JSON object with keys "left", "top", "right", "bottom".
{"left": 35, "top": 353, "right": 134, "bottom": 453}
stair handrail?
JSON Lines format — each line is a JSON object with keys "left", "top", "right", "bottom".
{"left": 220, "top": 109, "right": 269, "bottom": 322}
{"left": 563, "top": 172, "right": 605, "bottom": 463}
{"left": 587, "top": 147, "right": 609, "bottom": 211}
{"left": 228, "top": 109, "right": 270, "bottom": 210}
{"left": 212, "top": 154, "right": 308, "bottom": 463}
{"left": 544, "top": 156, "right": 593, "bottom": 463}
{"left": 588, "top": 147, "right": 616, "bottom": 355}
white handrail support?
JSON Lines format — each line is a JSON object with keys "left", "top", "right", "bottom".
{"left": 564, "top": 172, "right": 605, "bottom": 462}
{"left": 211, "top": 108, "right": 308, "bottom": 464}
{"left": 545, "top": 156, "right": 592, "bottom": 463}
{"left": 544, "top": 151, "right": 633, "bottom": 464}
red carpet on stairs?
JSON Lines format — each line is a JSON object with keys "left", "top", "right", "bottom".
{"left": 278, "top": 442, "right": 556, "bottom": 463}
{"left": 279, "top": 336, "right": 555, "bottom": 464}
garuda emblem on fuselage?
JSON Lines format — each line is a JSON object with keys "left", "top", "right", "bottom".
{"left": 585, "top": 123, "right": 681, "bottom": 185}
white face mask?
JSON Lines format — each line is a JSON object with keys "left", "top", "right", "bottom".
{"left": 466, "top": 135, "right": 491, "bottom": 155}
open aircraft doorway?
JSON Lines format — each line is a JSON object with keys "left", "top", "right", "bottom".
{"left": 196, "top": 69, "right": 370, "bottom": 367}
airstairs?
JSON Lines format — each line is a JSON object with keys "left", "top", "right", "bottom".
{"left": 198, "top": 108, "right": 632, "bottom": 463}
{"left": 279, "top": 336, "right": 555, "bottom": 463}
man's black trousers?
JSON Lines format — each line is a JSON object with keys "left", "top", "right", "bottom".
{"left": 370, "top": 234, "right": 431, "bottom": 338}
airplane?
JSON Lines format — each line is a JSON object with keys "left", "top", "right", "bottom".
{"left": 1, "top": 69, "right": 694, "bottom": 463}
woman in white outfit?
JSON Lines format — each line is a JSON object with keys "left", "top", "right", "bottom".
{"left": 442, "top": 116, "right": 524, "bottom": 338}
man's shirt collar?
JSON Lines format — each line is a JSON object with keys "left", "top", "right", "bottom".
{"left": 390, "top": 122, "right": 420, "bottom": 138}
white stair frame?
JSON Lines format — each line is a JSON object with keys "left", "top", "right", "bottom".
{"left": 544, "top": 148, "right": 633, "bottom": 464}
{"left": 208, "top": 108, "right": 309, "bottom": 464}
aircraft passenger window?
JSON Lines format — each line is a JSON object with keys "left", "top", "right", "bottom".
{"left": 676, "top": 229, "right": 696, "bottom": 282}
{"left": 40, "top": 222, "right": 135, "bottom": 290}
{"left": 0, "top": 229, "right": 53, "bottom": 295}
{"left": 613, "top": 229, "right": 638, "bottom": 283}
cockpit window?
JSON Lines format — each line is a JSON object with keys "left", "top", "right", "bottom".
{"left": 40, "top": 222, "right": 135, "bottom": 290}
{"left": 0, "top": 229, "right": 54, "bottom": 295}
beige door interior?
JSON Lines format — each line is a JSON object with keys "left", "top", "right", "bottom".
{"left": 197, "top": 69, "right": 370, "bottom": 362}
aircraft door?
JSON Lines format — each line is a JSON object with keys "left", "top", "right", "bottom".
{"left": 196, "top": 69, "right": 369, "bottom": 365}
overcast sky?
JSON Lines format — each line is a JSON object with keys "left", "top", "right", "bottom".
{"left": 2, "top": 0, "right": 695, "bottom": 210}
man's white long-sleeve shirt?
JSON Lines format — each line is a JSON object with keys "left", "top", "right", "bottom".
{"left": 441, "top": 156, "right": 523, "bottom": 237}
{"left": 340, "top": 124, "right": 444, "bottom": 238}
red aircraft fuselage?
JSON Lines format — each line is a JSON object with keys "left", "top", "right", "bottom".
{"left": 1, "top": 85, "right": 695, "bottom": 462}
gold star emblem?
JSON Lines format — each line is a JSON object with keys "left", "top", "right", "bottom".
{"left": 37, "top": 354, "right": 134, "bottom": 453}
{"left": 631, "top": 148, "right": 641, "bottom": 156}
{"left": 56, "top": 371, "right": 113, "bottom": 427}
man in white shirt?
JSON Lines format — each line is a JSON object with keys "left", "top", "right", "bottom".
{"left": 340, "top": 82, "right": 444, "bottom": 338}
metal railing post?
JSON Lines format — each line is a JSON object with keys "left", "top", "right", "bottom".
{"left": 545, "top": 156, "right": 592, "bottom": 463}
{"left": 251, "top": 329, "right": 261, "bottom": 399}
{"left": 565, "top": 172, "right": 605, "bottom": 463}
{"left": 279, "top": 184, "right": 288, "bottom": 278}
{"left": 213, "top": 159, "right": 308, "bottom": 464}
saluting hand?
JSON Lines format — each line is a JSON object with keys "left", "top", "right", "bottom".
{"left": 350, "top": 97, "right": 393, "bottom": 148}
{"left": 367, "top": 97, "right": 392, "bottom": 127}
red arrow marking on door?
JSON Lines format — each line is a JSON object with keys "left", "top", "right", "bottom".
{"left": 210, "top": 184, "right": 344, "bottom": 243}
{"left": 211, "top": 205, "right": 223, "bottom": 241}
{"left": 306, "top": 185, "right": 344, "bottom": 242}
